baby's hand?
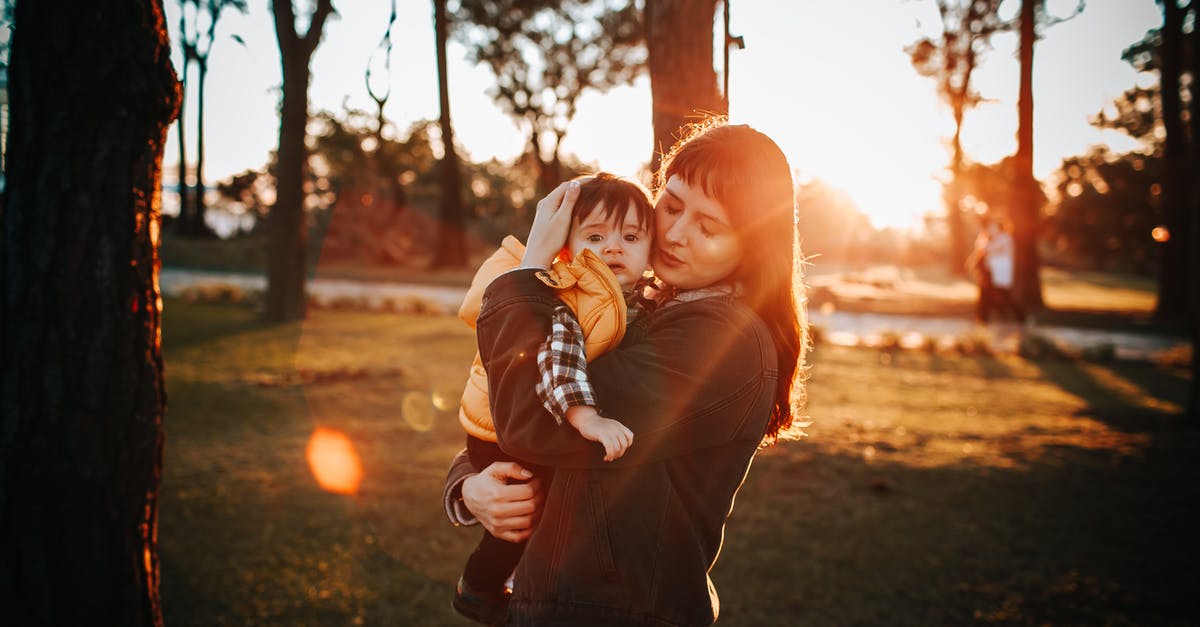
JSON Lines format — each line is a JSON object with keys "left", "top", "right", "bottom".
{"left": 566, "top": 406, "right": 634, "bottom": 461}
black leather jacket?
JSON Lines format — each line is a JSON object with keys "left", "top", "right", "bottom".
{"left": 470, "top": 268, "right": 778, "bottom": 626}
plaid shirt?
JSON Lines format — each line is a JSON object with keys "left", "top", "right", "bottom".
{"left": 535, "top": 305, "right": 597, "bottom": 424}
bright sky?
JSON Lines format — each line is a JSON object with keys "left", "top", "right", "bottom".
{"left": 164, "top": 0, "right": 1163, "bottom": 229}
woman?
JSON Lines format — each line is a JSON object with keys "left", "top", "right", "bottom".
{"left": 444, "top": 119, "right": 807, "bottom": 626}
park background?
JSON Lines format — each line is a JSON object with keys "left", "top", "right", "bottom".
{"left": 1, "top": 0, "right": 1199, "bottom": 625}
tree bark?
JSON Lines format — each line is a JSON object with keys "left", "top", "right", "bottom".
{"left": 645, "top": 0, "right": 724, "bottom": 176}
{"left": 1154, "top": 0, "right": 1190, "bottom": 320}
{"left": 266, "top": 0, "right": 334, "bottom": 321}
{"left": 946, "top": 105, "right": 968, "bottom": 275}
{"left": 177, "top": 6, "right": 192, "bottom": 236}
{"left": 1187, "top": 0, "right": 1199, "bottom": 419}
{"left": 0, "top": 1, "right": 178, "bottom": 624}
{"left": 1011, "top": 0, "right": 1044, "bottom": 309}
{"left": 432, "top": 0, "right": 468, "bottom": 269}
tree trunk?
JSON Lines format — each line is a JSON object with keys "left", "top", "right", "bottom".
{"left": 1011, "top": 0, "right": 1044, "bottom": 310}
{"left": 645, "top": 0, "right": 724, "bottom": 176}
{"left": 432, "top": 0, "right": 468, "bottom": 269}
{"left": 0, "top": 1, "right": 178, "bottom": 624}
{"left": 1155, "top": 0, "right": 1190, "bottom": 320}
{"left": 175, "top": 12, "right": 203, "bottom": 239}
{"left": 266, "top": 58, "right": 310, "bottom": 321}
{"left": 176, "top": 21, "right": 190, "bottom": 236}
{"left": 266, "top": 0, "right": 334, "bottom": 322}
{"left": 946, "top": 105, "right": 968, "bottom": 275}
{"left": 529, "top": 129, "right": 557, "bottom": 197}
{"left": 195, "top": 56, "right": 209, "bottom": 237}
{"left": 1187, "top": 1, "right": 1200, "bottom": 419}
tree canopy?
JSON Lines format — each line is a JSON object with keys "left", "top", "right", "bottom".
{"left": 449, "top": 0, "right": 645, "bottom": 191}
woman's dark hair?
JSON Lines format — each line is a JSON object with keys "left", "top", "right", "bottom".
{"left": 655, "top": 118, "right": 809, "bottom": 445}
{"left": 571, "top": 172, "right": 654, "bottom": 235}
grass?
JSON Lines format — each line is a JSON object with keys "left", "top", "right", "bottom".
{"left": 158, "top": 299, "right": 1197, "bottom": 625}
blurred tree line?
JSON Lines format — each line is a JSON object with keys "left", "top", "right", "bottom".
{"left": 1045, "top": 0, "right": 1196, "bottom": 323}
{"left": 210, "top": 108, "right": 591, "bottom": 262}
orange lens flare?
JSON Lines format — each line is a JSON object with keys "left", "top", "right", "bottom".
{"left": 305, "top": 428, "right": 363, "bottom": 495}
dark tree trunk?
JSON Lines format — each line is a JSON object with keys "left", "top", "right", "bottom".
{"left": 194, "top": 56, "right": 209, "bottom": 236}
{"left": 645, "top": 0, "right": 724, "bottom": 176}
{"left": 1012, "top": 0, "right": 1044, "bottom": 310}
{"left": 1186, "top": 0, "right": 1200, "bottom": 419}
{"left": 529, "top": 129, "right": 560, "bottom": 197}
{"left": 0, "top": 1, "right": 178, "bottom": 624}
{"left": 432, "top": 0, "right": 468, "bottom": 269}
{"left": 1155, "top": 0, "right": 1190, "bottom": 320}
{"left": 176, "top": 21, "right": 190, "bottom": 236}
{"left": 946, "top": 106, "right": 968, "bottom": 275}
{"left": 266, "top": 0, "right": 334, "bottom": 321}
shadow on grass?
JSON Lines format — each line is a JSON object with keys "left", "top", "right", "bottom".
{"left": 720, "top": 434, "right": 1200, "bottom": 626}
{"left": 163, "top": 298, "right": 284, "bottom": 351}
{"left": 926, "top": 351, "right": 1016, "bottom": 381}
{"left": 1031, "top": 357, "right": 1187, "bottom": 432}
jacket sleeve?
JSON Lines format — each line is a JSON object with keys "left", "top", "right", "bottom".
{"left": 477, "top": 269, "right": 776, "bottom": 469}
{"left": 443, "top": 448, "right": 481, "bottom": 526}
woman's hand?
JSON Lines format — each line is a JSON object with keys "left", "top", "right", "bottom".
{"left": 521, "top": 179, "right": 587, "bottom": 270}
{"left": 461, "top": 461, "right": 545, "bottom": 542}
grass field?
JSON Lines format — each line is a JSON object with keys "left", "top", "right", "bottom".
{"left": 159, "top": 299, "right": 1196, "bottom": 626}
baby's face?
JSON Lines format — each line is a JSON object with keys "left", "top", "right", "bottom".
{"left": 568, "top": 202, "right": 653, "bottom": 290}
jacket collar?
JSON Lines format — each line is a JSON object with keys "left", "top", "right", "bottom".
{"left": 633, "top": 276, "right": 742, "bottom": 312}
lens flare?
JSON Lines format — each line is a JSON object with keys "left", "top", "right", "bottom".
{"left": 431, "top": 385, "right": 456, "bottom": 412}
{"left": 402, "top": 391, "right": 434, "bottom": 432}
{"left": 305, "top": 428, "right": 363, "bottom": 495}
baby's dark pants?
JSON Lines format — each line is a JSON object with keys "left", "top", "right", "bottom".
{"left": 462, "top": 435, "right": 551, "bottom": 593}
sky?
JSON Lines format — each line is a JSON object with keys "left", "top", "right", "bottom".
{"left": 163, "top": 0, "right": 1164, "bottom": 229}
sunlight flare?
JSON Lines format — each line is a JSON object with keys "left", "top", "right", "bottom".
{"left": 402, "top": 390, "right": 435, "bottom": 432}
{"left": 305, "top": 428, "right": 363, "bottom": 495}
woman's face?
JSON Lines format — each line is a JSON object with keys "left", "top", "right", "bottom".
{"left": 651, "top": 175, "right": 743, "bottom": 290}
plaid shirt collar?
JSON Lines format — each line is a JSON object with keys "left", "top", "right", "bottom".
{"left": 631, "top": 276, "right": 742, "bottom": 312}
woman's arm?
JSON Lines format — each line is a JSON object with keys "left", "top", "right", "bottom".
{"left": 477, "top": 269, "right": 775, "bottom": 469}
{"left": 443, "top": 449, "right": 545, "bottom": 542}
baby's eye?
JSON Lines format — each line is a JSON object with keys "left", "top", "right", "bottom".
{"left": 587, "top": 234, "right": 604, "bottom": 243}
{"left": 623, "top": 233, "right": 640, "bottom": 242}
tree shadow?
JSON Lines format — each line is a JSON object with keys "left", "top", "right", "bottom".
{"left": 1030, "top": 357, "right": 1186, "bottom": 432}
{"left": 162, "top": 298, "right": 282, "bottom": 350}
{"left": 722, "top": 433, "right": 1200, "bottom": 625}
{"left": 926, "top": 350, "right": 1016, "bottom": 380}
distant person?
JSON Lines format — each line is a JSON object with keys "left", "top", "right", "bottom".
{"left": 972, "top": 215, "right": 1026, "bottom": 324}
{"left": 967, "top": 217, "right": 994, "bottom": 322}
{"left": 451, "top": 172, "right": 653, "bottom": 624}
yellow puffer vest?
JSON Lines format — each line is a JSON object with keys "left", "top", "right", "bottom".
{"left": 458, "top": 236, "right": 627, "bottom": 442}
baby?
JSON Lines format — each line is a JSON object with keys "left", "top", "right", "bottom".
{"left": 452, "top": 173, "right": 654, "bottom": 624}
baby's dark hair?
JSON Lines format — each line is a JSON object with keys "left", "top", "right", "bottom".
{"left": 571, "top": 172, "right": 654, "bottom": 235}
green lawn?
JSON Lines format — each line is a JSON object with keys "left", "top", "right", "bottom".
{"left": 159, "top": 299, "right": 1196, "bottom": 626}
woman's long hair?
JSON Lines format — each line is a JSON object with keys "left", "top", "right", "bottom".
{"left": 655, "top": 118, "right": 809, "bottom": 445}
